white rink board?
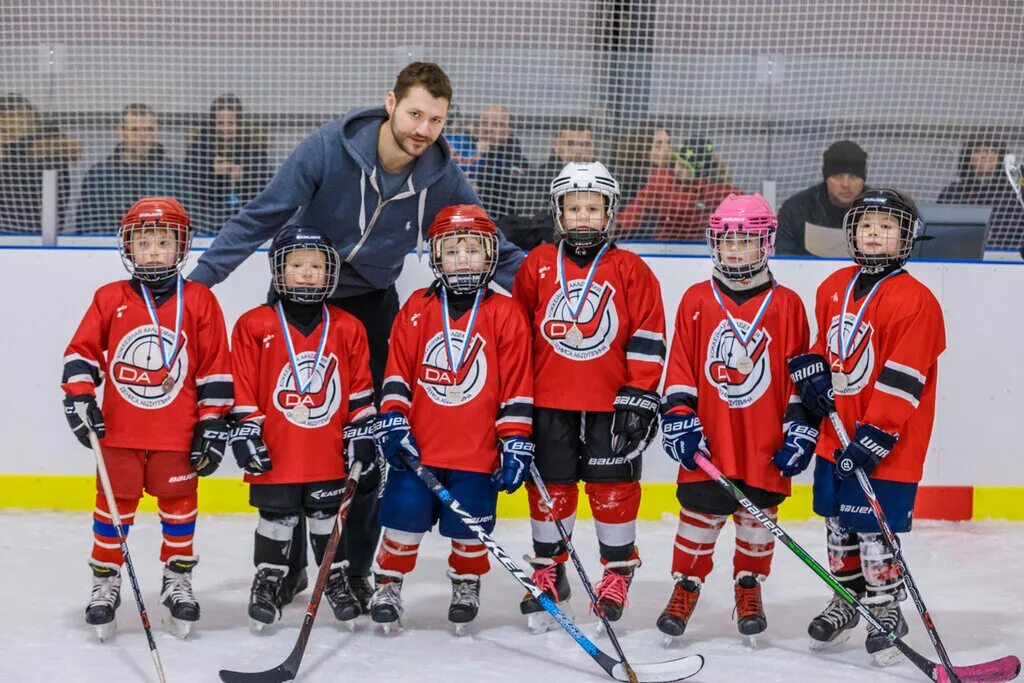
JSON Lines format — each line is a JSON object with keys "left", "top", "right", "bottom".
{"left": 3, "top": 245, "right": 1023, "bottom": 486}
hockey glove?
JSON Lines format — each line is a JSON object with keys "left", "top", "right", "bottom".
{"left": 492, "top": 436, "right": 535, "bottom": 493}
{"left": 610, "top": 386, "right": 661, "bottom": 457}
{"left": 662, "top": 412, "right": 710, "bottom": 472}
{"left": 343, "top": 417, "right": 380, "bottom": 494}
{"left": 835, "top": 423, "right": 897, "bottom": 479}
{"left": 374, "top": 411, "right": 421, "bottom": 472}
{"left": 189, "top": 418, "right": 230, "bottom": 476}
{"left": 772, "top": 421, "right": 820, "bottom": 477}
{"left": 228, "top": 421, "right": 272, "bottom": 475}
{"left": 63, "top": 394, "right": 105, "bottom": 448}
{"left": 788, "top": 354, "right": 836, "bottom": 419}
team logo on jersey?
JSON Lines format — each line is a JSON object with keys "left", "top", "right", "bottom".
{"left": 417, "top": 330, "right": 488, "bottom": 406}
{"left": 825, "top": 314, "right": 875, "bottom": 394}
{"left": 704, "top": 319, "right": 772, "bottom": 408}
{"left": 273, "top": 352, "right": 342, "bottom": 428}
{"left": 110, "top": 325, "right": 190, "bottom": 409}
{"left": 541, "top": 281, "right": 618, "bottom": 360}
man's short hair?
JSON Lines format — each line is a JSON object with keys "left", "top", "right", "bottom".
{"left": 556, "top": 116, "right": 592, "bottom": 135}
{"left": 393, "top": 62, "right": 453, "bottom": 103}
{"left": 120, "top": 102, "right": 156, "bottom": 124}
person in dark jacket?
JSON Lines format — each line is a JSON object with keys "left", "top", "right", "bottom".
{"left": 776, "top": 140, "right": 868, "bottom": 256}
{"left": 471, "top": 105, "right": 529, "bottom": 218}
{"left": 188, "top": 63, "right": 525, "bottom": 614}
{"left": 184, "top": 94, "right": 273, "bottom": 235}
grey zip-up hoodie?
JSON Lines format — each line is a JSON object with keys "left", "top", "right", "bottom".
{"left": 188, "top": 106, "right": 524, "bottom": 294}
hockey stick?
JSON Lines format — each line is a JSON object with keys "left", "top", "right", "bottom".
{"left": 528, "top": 463, "right": 637, "bottom": 683}
{"left": 1004, "top": 154, "right": 1024, "bottom": 210}
{"left": 405, "top": 454, "right": 703, "bottom": 683}
{"left": 77, "top": 405, "right": 167, "bottom": 683}
{"left": 218, "top": 461, "right": 364, "bottom": 683}
{"left": 694, "top": 452, "right": 1020, "bottom": 683}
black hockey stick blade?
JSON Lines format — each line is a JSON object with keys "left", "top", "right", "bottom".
{"left": 218, "top": 656, "right": 297, "bottom": 683}
{"left": 601, "top": 652, "right": 705, "bottom": 683}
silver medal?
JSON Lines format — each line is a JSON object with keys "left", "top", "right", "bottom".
{"left": 446, "top": 385, "right": 464, "bottom": 402}
{"left": 832, "top": 372, "right": 849, "bottom": 391}
{"left": 736, "top": 355, "right": 754, "bottom": 375}
{"left": 565, "top": 324, "right": 584, "bottom": 348}
{"left": 290, "top": 404, "right": 310, "bottom": 421}
{"left": 161, "top": 376, "right": 175, "bottom": 393}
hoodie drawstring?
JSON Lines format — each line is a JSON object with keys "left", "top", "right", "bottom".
{"left": 416, "top": 186, "right": 428, "bottom": 261}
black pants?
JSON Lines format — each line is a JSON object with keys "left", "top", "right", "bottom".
{"left": 284, "top": 286, "right": 400, "bottom": 578}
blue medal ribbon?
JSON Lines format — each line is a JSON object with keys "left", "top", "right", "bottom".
{"left": 139, "top": 276, "right": 184, "bottom": 372}
{"left": 556, "top": 240, "right": 610, "bottom": 323}
{"left": 441, "top": 287, "right": 483, "bottom": 383}
{"left": 275, "top": 301, "right": 330, "bottom": 395}
{"left": 708, "top": 277, "right": 776, "bottom": 349}
{"left": 836, "top": 271, "right": 898, "bottom": 364}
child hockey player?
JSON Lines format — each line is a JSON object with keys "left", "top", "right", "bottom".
{"left": 371, "top": 204, "right": 534, "bottom": 635}
{"left": 787, "top": 188, "right": 945, "bottom": 665}
{"left": 656, "top": 193, "right": 819, "bottom": 644}
{"left": 512, "top": 162, "right": 665, "bottom": 630}
{"left": 61, "top": 197, "right": 233, "bottom": 640}
{"left": 229, "top": 225, "right": 377, "bottom": 631}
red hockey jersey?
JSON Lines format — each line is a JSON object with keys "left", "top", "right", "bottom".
{"left": 512, "top": 244, "right": 666, "bottom": 411}
{"left": 810, "top": 266, "right": 945, "bottom": 484}
{"left": 663, "top": 278, "right": 810, "bottom": 495}
{"left": 61, "top": 280, "right": 232, "bottom": 452}
{"left": 380, "top": 288, "right": 533, "bottom": 474}
{"left": 231, "top": 304, "right": 375, "bottom": 485}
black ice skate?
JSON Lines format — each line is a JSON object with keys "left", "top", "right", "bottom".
{"left": 86, "top": 561, "right": 122, "bottom": 642}
{"left": 324, "top": 566, "right": 361, "bottom": 627}
{"left": 368, "top": 573, "right": 404, "bottom": 635}
{"left": 734, "top": 572, "right": 767, "bottom": 647}
{"left": 519, "top": 557, "right": 571, "bottom": 634}
{"left": 656, "top": 575, "right": 701, "bottom": 646}
{"left": 865, "top": 600, "right": 908, "bottom": 667}
{"left": 278, "top": 566, "right": 308, "bottom": 607}
{"left": 348, "top": 574, "right": 374, "bottom": 613}
{"left": 808, "top": 593, "right": 861, "bottom": 650}
{"left": 160, "top": 555, "right": 200, "bottom": 639}
{"left": 448, "top": 573, "right": 481, "bottom": 636}
{"left": 592, "top": 558, "right": 639, "bottom": 623}
{"left": 248, "top": 564, "right": 289, "bottom": 632}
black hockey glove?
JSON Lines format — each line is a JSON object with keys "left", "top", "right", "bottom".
{"left": 835, "top": 423, "right": 897, "bottom": 479}
{"left": 343, "top": 418, "right": 380, "bottom": 494}
{"left": 189, "top": 418, "right": 230, "bottom": 476}
{"left": 63, "top": 394, "right": 105, "bottom": 448}
{"left": 228, "top": 421, "right": 272, "bottom": 475}
{"left": 610, "top": 386, "right": 661, "bottom": 457}
{"left": 772, "top": 421, "right": 820, "bottom": 477}
{"left": 788, "top": 354, "right": 836, "bottom": 419}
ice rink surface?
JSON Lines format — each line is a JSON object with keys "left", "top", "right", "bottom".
{"left": 2, "top": 511, "right": 1020, "bottom": 682}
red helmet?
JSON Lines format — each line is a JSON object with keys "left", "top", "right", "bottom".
{"left": 118, "top": 197, "right": 193, "bottom": 282}
{"left": 427, "top": 205, "right": 499, "bottom": 294}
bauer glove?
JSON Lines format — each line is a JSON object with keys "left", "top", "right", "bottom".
{"left": 228, "top": 421, "right": 272, "bottom": 475}
{"left": 492, "top": 436, "right": 535, "bottom": 493}
{"left": 374, "top": 411, "right": 420, "bottom": 471}
{"left": 343, "top": 417, "right": 380, "bottom": 493}
{"left": 63, "top": 394, "right": 105, "bottom": 448}
{"left": 662, "top": 412, "right": 710, "bottom": 472}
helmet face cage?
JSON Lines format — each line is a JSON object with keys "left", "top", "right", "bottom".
{"left": 118, "top": 220, "right": 192, "bottom": 282}
{"left": 271, "top": 242, "right": 340, "bottom": 304}
{"left": 844, "top": 191, "right": 919, "bottom": 273}
{"left": 429, "top": 229, "right": 499, "bottom": 294}
{"left": 550, "top": 162, "right": 620, "bottom": 249}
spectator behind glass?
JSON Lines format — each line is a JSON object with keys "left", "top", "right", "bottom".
{"left": 0, "top": 93, "right": 80, "bottom": 233}
{"left": 938, "top": 132, "right": 1024, "bottom": 247}
{"left": 77, "top": 103, "right": 186, "bottom": 233}
{"left": 471, "top": 105, "right": 529, "bottom": 218}
{"left": 775, "top": 140, "right": 867, "bottom": 256}
{"left": 617, "top": 136, "right": 739, "bottom": 241}
{"left": 613, "top": 122, "right": 673, "bottom": 205}
{"left": 185, "top": 94, "right": 273, "bottom": 235}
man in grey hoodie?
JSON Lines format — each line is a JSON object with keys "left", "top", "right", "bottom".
{"left": 189, "top": 62, "right": 525, "bottom": 616}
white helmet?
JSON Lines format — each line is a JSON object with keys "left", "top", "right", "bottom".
{"left": 549, "top": 161, "right": 620, "bottom": 248}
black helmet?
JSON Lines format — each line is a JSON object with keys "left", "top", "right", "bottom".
{"left": 843, "top": 189, "right": 920, "bottom": 273}
{"left": 269, "top": 225, "right": 339, "bottom": 303}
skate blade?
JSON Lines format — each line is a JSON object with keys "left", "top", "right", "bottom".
{"left": 872, "top": 646, "right": 905, "bottom": 667}
{"left": 378, "top": 620, "right": 404, "bottom": 636}
{"left": 164, "top": 615, "right": 194, "bottom": 640}
{"left": 743, "top": 633, "right": 762, "bottom": 649}
{"left": 452, "top": 622, "right": 473, "bottom": 637}
{"left": 808, "top": 628, "right": 852, "bottom": 652}
{"left": 661, "top": 634, "right": 683, "bottom": 648}
{"left": 249, "top": 618, "right": 268, "bottom": 634}
{"left": 92, "top": 621, "right": 116, "bottom": 642}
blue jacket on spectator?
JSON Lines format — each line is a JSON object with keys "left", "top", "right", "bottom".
{"left": 189, "top": 106, "right": 524, "bottom": 295}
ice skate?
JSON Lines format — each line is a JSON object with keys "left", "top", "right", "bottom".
{"left": 324, "top": 566, "right": 361, "bottom": 627}
{"left": 592, "top": 558, "right": 639, "bottom": 623}
{"left": 807, "top": 593, "right": 861, "bottom": 651}
{"left": 369, "top": 573, "right": 404, "bottom": 635}
{"left": 448, "top": 573, "right": 481, "bottom": 636}
{"left": 278, "top": 566, "right": 308, "bottom": 607}
{"left": 656, "top": 574, "right": 701, "bottom": 647}
{"left": 348, "top": 574, "right": 374, "bottom": 614}
{"left": 160, "top": 555, "right": 200, "bottom": 639}
{"left": 85, "top": 562, "right": 121, "bottom": 642}
{"left": 519, "top": 557, "right": 571, "bottom": 634}
{"left": 248, "top": 564, "right": 288, "bottom": 633}
{"left": 734, "top": 572, "right": 767, "bottom": 647}
{"left": 865, "top": 600, "right": 908, "bottom": 667}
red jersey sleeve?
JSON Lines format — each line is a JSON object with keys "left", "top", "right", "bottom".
{"left": 623, "top": 257, "right": 666, "bottom": 392}
{"left": 230, "top": 310, "right": 265, "bottom": 424}
{"left": 495, "top": 298, "right": 534, "bottom": 439}
{"left": 380, "top": 297, "right": 420, "bottom": 416}
{"left": 344, "top": 315, "right": 376, "bottom": 424}
{"left": 511, "top": 250, "right": 540, "bottom": 327}
{"left": 61, "top": 287, "right": 112, "bottom": 397}
{"left": 662, "top": 287, "right": 700, "bottom": 417}
{"left": 190, "top": 284, "right": 233, "bottom": 421}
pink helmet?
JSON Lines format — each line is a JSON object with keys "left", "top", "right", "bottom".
{"left": 706, "top": 193, "right": 777, "bottom": 280}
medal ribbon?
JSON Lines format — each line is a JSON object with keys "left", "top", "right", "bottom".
{"left": 708, "top": 278, "right": 776, "bottom": 349}
{"left": 441, "top": 287, "right": 484, "bottom": 385}
{"left": 139, "top": 276, "right": 184, "bottom": 372}
{"left": 556, "top": 240, "right": 610, "bottom": 323}
{"left": 837, "top": 271, "right": 898, "bottom": 363}
{"left": 275, "top": 301, "right": 330, "bottom": 395}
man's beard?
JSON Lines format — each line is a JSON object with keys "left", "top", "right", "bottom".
{"left": 390, "top": 120, "right": 430, "bottom": 158}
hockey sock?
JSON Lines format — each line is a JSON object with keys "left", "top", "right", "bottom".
{"left": 374, "top": 528, "right": 424, "bottom": 576}
{"left": 254, "top": 511, "right": 299, "bottom": 568}
{"left": 157, "top": 493, "right": 198, "bottom": 562}
{"left": 733, "top": 505, "right": 778, "bottom": 578}
{"left": 307, "top": 510, "right": 342, "bottom": 567}
{"left": 671, "top": 506, "right": 727, "bottom": 581}
{"left": 587, "top": 481, "right": 641, "bottom": 561}
{"left": 526, "top": 481, "right": 578, "bottom": 560}
{"left": 825, "top": 516, "right": 867, "bottom": 595}
{"left": 860, "top": 532, "right": 906, "bottom": 604}
{"left": 448, "top": 538, "right": 490, "bottom": 576}
{"left": 91, "top": 493, "right": 139, "bottom": 565}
